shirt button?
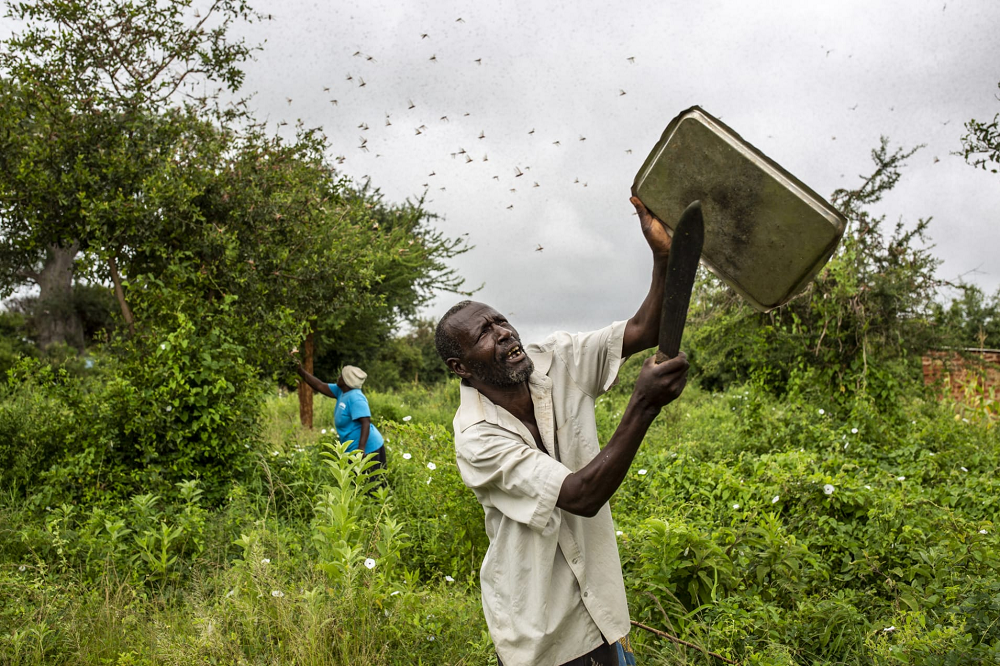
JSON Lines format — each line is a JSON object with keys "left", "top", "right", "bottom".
{"left": 583, "top": 591, "right": 589, "bottom": 597}
{"left": 572, "top": 557, "right": 579, "bottom": 564}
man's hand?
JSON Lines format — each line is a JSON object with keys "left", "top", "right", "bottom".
{"left": 632, "top": 352, "right": 689, "bottom": 412}
{"left": 556, "top": 351, "right": 689, "bottom": 517}
{"left": 631, "top": 196, "right": 671, "bottom": 261}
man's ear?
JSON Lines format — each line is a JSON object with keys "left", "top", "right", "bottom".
{"left": 446, "top": 358, "right": 472, "bottom": 380}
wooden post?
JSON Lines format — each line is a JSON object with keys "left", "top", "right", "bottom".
{"left": 298, "top": 330, "right": 315, "bottom": 429}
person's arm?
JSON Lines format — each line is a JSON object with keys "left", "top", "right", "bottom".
{"left": 295, "top": 364, "right": 336, "bottom": 399}
{"left": 557, "top": 352, "right": 688, "bottom": 517}
{"left": 622, "top": 196, "right": 672, "bottom": 357}
{"left": 356, "top": 416, "right": 371, "bottom": 453}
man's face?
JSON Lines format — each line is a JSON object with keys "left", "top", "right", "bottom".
{"left": 447, "top": 302, "right": 534, "bottom": 388}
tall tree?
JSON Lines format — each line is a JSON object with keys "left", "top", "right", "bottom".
{"left": 0, "top": 0, "right": 258, "bottom": 346}
{"left": 199, "top": 129, "right": 469, "bottom": 424}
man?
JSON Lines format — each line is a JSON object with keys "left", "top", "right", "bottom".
{"left": 435, "top": 196, "right": 690, "bottom": 666}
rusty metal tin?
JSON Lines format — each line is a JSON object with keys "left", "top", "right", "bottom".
{"left": 633, "top": 106, "right": 847, "bottom": 312}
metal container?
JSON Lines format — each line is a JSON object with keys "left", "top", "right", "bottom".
{"left": 632, "top": 106, "right": 847, "bottom": 312}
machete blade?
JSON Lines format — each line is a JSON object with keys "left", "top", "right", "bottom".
{"left": 655, "top": 200, "right": 704, "bottom": 363}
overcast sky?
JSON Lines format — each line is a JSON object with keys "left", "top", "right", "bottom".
{"left": 29, "top": 1, "right": 1000, "bottom": 343}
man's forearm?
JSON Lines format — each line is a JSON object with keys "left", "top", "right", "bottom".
{"left": 623, "top": 257, "right": 669, "bottom": 356}
{"left": 556, "top": 394, "right": 660, "bottom": 517}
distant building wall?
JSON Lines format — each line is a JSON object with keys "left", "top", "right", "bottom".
{"left": 922, "top": 349, "right": 1000, "bottom": 401}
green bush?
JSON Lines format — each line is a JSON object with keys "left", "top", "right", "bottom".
{"left": 96, "top": 303, "right": 263, "bottom": 501}
{"left": 0, "top": 357, "right": 98, "bottom": 495}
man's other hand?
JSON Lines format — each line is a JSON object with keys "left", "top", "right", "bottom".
{"left": 631, "top": 196, "right": 671, "bottom": 261}
{"left": 633, "top": 352, "right": 689, "bottom": 410}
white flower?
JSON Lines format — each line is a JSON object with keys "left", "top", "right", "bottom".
{"left": 771, "top": 495, "right": 780, "bottom": 504}
{"left": 844, "top": 443, "right": 849, "bottom": 450}
{"left": 427, "top": 636, "right": 435, "bottom": 642}
{"left": 18, "top": 565, "right": 25, "bottom": 572}
{"left": 851, "top": 427, "right": 858, "bottom": 434}
{"left": 165, "top": 405, "right": 172, "bottom": 412}
{"left": 272, "top": 451, "right": 280, "bottom": 456}
{"left": 403, "top": 415, "right": 412, "bottom": 422}
{"left": 427, "top": 462, "right": 436, "bottom": 470}
{"left": 961, "top": 467, "right": 968, "bottom": 472}
{"left": 261, "top": 558, "right": 270, "bottom": 564}
{"left": 897, "top": 476, "right": 906, "bottom": 481}
{"left": 160, "top": 343, "right": 166, "bottom": 350}
{"left": 637, "top": 469, "right": 647, "bottom": 476}
{"left": 883, "top": 626, "right": 896, "bottom": 633}
{"left": 824, "top": 484, "right": 835, "bottom": 495}
{"left": 402, "top": 453, "right": 412, "bottom": 460}
{"left": 390, "top": 590, "right": 402, "bottom": 596}
{"left": 271, "top": 590, "right": 284, "bottom": 598}
{"left": 321, "top": 429, "right": 327, "bottom": 434}
{"left": 818, "top": 409, "right": 825, "bottom": 415}
{"left": 733, "top": 503, "right": 740, "bottom": 509}
{"left": 962, "top": 418, "right": 970, "bottom": 423}
{"left": 979, "top": 529, "right": 988, "bottom": 535}
{"left": 244, "top": 444, "right": 250, "bottom": 449}
{"left": 865, "top": 485, "right": 872, "bottom": 490}
{"left": 426, "top": 477, "right": 432, "bottom": 485}
{"left": 445, "top": 575, "right": 455, "bottom": 582}
{"left": 616, "top": 530, "right": 623, "bottom": 536}
{"left": 364, "top": 558, "right": 376, "bottom": 570}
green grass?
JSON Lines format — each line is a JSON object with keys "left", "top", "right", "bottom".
{"left": 1, "top": 365, "right": 998, "bottom": 664}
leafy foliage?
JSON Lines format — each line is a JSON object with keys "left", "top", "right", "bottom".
{"left": 960, "top": 81, "right": 1000, "bottom": 174}
{"left": 932, "top": 283, "right": 1000, "bottom": 349}
{"left": 2, "top": 371, "right": 998, "bottom": 664}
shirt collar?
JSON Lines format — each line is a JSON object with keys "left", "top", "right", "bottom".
{"left": 455, "top": 348, "right": 553, "bottom": 434}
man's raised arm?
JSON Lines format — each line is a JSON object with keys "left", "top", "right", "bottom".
{"left": 556, "top": 352, "right": 688, "bottom": 517}
{"left": 622, "top": 196, "right": 672, "bottom": 357}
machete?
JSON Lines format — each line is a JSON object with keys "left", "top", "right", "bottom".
{"left": 654, "top": 200, "right": 704, "bottom": 364}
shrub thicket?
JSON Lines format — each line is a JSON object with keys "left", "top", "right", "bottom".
{"left": 1, "top": 368, "right": 997, "bottom": 664}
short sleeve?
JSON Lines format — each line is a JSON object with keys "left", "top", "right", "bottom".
{"left": 347, "top": 391, "right": 372, "bottom": 419}
{"left": 547, "top": 320, "right": 627, "bottom": 398}
{"left": 456, "top": 426, "right": 572, "bottom": 533}
{"left": 328, "top": 384, "right": 343, "bottom": 399}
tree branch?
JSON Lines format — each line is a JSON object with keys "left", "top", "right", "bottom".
{"left": 630, "top": 620, "right": 739, "bottom": 665}
{"left": 108, "top": 252, "right": 135, "bottom": 336}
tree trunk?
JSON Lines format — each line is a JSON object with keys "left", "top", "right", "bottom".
{"left": 108, "top": 253, "right": 135, "bottom": 337}
{"left": 298, "top": 330, "right": 315, "bottom": 429}
{"left": 36, "top": 243, "right": 84, "bottom": 350}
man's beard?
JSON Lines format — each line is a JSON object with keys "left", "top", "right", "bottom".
{"left": 466, "top": 355, "right": 534, "bottom": 388}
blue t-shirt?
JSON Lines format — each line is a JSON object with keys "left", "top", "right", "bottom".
{"left": 329, "top": 384, "right": 384, "bottom": 454}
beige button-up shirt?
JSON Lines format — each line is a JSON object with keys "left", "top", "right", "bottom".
{"left": 453, "top": 321, "right": 631, "bottom": 666}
